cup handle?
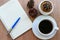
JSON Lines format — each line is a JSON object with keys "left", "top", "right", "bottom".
{"left": 55, "top": 27, "right": 59, "bottom": 30}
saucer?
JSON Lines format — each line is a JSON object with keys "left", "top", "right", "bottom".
{"left": 32, "top": 15, "right": 58, "bottom": 39}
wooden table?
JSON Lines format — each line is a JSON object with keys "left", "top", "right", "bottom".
{"left": 0, "top": 0, "right": 60, "bottom": 40}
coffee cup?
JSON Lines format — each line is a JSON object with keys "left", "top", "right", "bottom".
{"left": 38, "top": 0, "right": 54, "bottom": 15}
{"left": 32, "top": 15, "right": 59, "bottom": 40}
{"left": 37, "top": 16, "right": 59, "bottom": 36}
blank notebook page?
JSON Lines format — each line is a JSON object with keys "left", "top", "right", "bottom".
{"left": 0, "top": 0, "right": 32, "bottom": 39}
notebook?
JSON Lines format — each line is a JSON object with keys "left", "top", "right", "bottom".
{"left": 0, "top": 0, "right": 32, "bottom": 39}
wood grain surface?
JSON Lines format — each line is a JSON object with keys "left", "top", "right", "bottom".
{"left": 0, "top": 0, "right": 60, "bottom": 40}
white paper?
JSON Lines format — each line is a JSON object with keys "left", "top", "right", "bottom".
{"left": 0, "top": 0, "right": 32, "bottom": 39}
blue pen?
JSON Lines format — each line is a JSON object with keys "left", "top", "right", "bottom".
{"left": 9, "top": 17, "right": 20, "bottom": 33}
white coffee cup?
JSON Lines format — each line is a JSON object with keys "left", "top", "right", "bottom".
{"left": 32, "top": 15, "right": 59, "bottom": 40}
{"left": 38, "top": 0, "right": 54, "bottom": 15}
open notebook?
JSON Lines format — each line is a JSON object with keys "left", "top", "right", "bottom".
{"left": 0, "top": 0, "right": 32, "bottom": 39}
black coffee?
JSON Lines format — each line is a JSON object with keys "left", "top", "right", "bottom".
{"left": 39, "top": 20, "right": 53, "bottom": 34}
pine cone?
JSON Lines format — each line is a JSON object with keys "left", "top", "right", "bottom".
{"left": 29, "top": 8, "right": 38, "bottom": 18}
{"left": 27, "top": 0, "right": 34, "bottom": 9}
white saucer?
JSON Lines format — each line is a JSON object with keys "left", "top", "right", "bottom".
{"left": 32, "top": 15, "right": 58, "bottom": 39}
